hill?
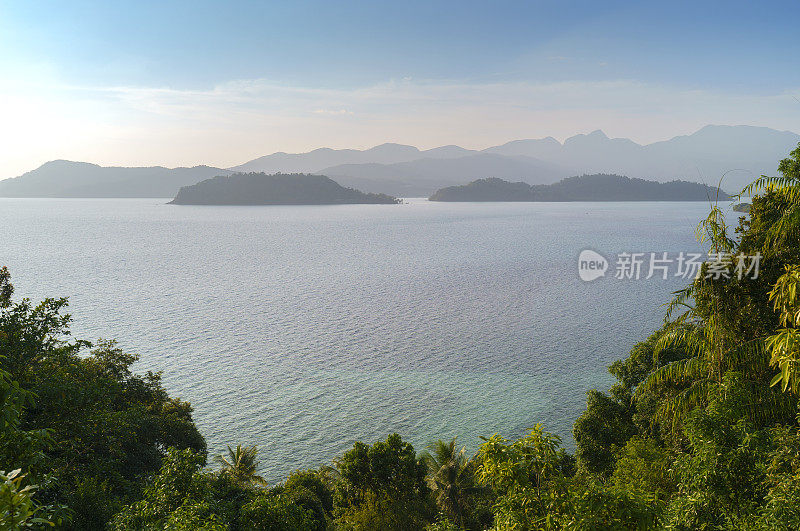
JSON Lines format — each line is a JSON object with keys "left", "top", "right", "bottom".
{"left": 0, "top": 160, "right": 231, "bottom": 198}
{"left": 428, "top": 174, "right": 731, "bottom": 202}
{"left": 169, "top": 173, "right": 400, "bottom": 205}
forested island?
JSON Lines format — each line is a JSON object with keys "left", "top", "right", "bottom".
{"left": 169, "top": 173, "right": 400, "bottom": 205}
{"left": 429, "top": 174, "right": 731, "bottom": 202}
{"left": 4, "top": 145, "right": 800, "bottom": 530}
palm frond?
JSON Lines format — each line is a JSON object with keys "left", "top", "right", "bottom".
{"left": 740, "top": 174, "right": 800, "bottom": 199}
{"left": 662, "top": 287, "right": 695, "bottom": 324}
{"left": 638, "top": 356, "right": 706, "bottom": 397}
{"left": 653, "top": 324, "right": 708, "bottom": 365}
{"left": 661, "top": 379, "right": 715, "bottom": 430}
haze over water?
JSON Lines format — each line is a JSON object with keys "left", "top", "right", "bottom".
{"left": 1, "top": 197, "right": 715, "bottom": 479}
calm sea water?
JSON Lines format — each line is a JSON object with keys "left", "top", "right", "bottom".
{"left": 0, "top": 198, "right": 720, "bottom": 480}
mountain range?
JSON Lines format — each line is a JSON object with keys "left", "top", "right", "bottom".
{"left": 0, "top": 161, "right": 228, "bottom": 198}
{"left": 1, "top": 125, "right": 797, "bottom": 198}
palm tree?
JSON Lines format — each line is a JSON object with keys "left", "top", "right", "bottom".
{"left": 638, "top": 310, "right": 768, "bottom": 430}
{"left": 214, "top": 444, "right": 268, "bottom": 488}
{"left": 741, "top": 144, "right": 800, "bottom": 393}
{"left": 421, "top": 438, "right": 475, "bottom": 528}
{"left": 740, "top": 144, "right": 800, "bottom": 248}
{"left": 638, "top": 145, "right": 800, "bottom": 427}
{"left": 636, "top": 197, "right": 750, "bottom": 425}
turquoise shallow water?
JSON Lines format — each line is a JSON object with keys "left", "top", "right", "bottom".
{"left": 0, "top": 197, "right": 723, "bottom": 480}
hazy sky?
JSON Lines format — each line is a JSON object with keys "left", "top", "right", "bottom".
{"left": 1, "top": 0, "right": 799, "bottom": 178}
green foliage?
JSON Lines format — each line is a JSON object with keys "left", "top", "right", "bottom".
{"left": 661, "top": 376, "right": 771, "bottom": 530}
{"left": 760, "top": 420, "right": 800, "bottom": 529}
{"left": 611, "top": 437, "right": 675, "bottom": 501}
{"left": 740, "top": 143, "right": 800, "bottom": 249}
{"left": 61, "top": 475, "right": 119, "bottom": 530}
{"left": 740, "top": 143, "right": 800, "bottom": 395}
{"left": 0, "top": 269, "right": 206, "bottom": 529}
{"left": 0, "top": 267, "right": 12, "bottom": 308}
{"left": 110, "top": 447, "right": 226, "bottom": 530}
{"left": 201, "top": 472, "right": 253, "bottom": 529}
{"left": 282, "top": 469, "right": 333, "bottom": 524}
{"left": 573, "top": 389, "right": 635, "bottom": 477}
{"left": 425, "top": 515, "right": 461, "bottom": 530}
{"left": 566, "top": 144, "right": 800, "bottom": 528}
{"left": 631, "top": 148, "right": 800, "bottom": 433}
{"left": 0, "top": 469, "right": 56, "bottom": 529}
{"left": 239, "top": 491, "right": 321, "bottom": 531}
{"left": 766, "top": 265, "right": 800, "bottom": 392}
{"left": 0, "top": 366, "right": 50, "bottom": 484}
{"left": 477, "top": 426, "right": 660, "bottom": 530}
{"left": 560, "top": 481, "right": 660, "bottom": 530}
{"left": 333, "top": 433, "right": 433, "bottom": 530}
{"left": 112, "top": 449, "right": 330, "bottom": 530}
{"left": 574, "top": 329, "right": 687, "bottom": 478}
{"left": 476, "top": 425, "right": 569, "bottom": 529}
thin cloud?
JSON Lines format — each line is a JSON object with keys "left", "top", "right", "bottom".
{"left": 312, "top": 109, "right": 354, "bottom": 115}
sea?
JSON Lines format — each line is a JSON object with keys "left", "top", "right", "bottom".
{"left": 0, "top": 197, "right": 728, "bottom": 480}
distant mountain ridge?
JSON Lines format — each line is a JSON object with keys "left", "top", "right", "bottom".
{"left": 1, "top": 125, "right": 797, "bottom": 198}
{"left": 228, "top": 143, "right": 478, "bottom": 174}
{"left": 428, "top": 175, "right": 731, "bottom": 202}
{"left": 0, "top": 160, "right": 232, "bottom": 198}
{"left": 232, "top": 125, "right": 800, "bottom": 194}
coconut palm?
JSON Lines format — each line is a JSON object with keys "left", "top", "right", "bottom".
{"left": 214, "top": 444, "right": 268, "bottom": 488}
{"left": 421, "top": 438, "right": 475, "bottom": 528}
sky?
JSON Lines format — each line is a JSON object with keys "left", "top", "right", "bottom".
{"left": 1, "top": 0, "right": 799, "bottom": 178}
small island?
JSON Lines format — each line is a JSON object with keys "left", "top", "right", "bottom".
{"left": 169, "top": 172, "right": 400, "bottom": 205}
{"left": 429, "top": 174, "right": 731, "bottom": 202}
{"left": 733, "top": 202, "right": 751, "bottom": 213}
